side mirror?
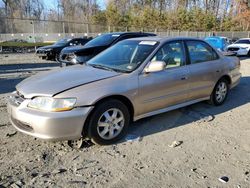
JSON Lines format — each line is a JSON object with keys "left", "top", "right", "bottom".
{"left": 144, "top": 61, "right": 166, "bottom": 73}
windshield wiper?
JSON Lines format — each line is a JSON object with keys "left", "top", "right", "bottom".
{"left": 89, "top": 64, "right": 116, "bottom": 72}
{"left": 88, "top": 64, "right": 130, "bottom": 73}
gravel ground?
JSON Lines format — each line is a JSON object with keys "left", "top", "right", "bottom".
{"left": 0, "top": 53, "right": 249, "bottom": 188}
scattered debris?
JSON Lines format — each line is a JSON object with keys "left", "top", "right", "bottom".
{"left": 245, "top": 171, "right": 249, "bottom": 175}
{"left": 6, "top": 131, "right": 17, "bottom": 137}
{"left": 68, "top": 180, "right": 87, "bottom": 185}
{"left": 31, "top": 172, "right": 39, "bottom": 178}
{"left": 72, "top": 155, "right": 80, "bottom": 161}
{"left": 52, "top": 168, "right": 67, "bottom": 174}
{"left": 125, "top": 134, "right": 142, "bottom": 142}
{"left": 181, "top": 108, "right": 215, "bottom": 123}
{"left": 202, "top": 175, "right": 208, "bottom": 179}
{"left": 218, "top": 176, "right": 229, "bottom": 183}
{"left": 10, "top": 180, "right": 24, "bottom": 188}
{"left": 67, "top": 138, "right": 93, "bottom": 149}
{"left": 191, "top": 168, "right": 197, "bottom": 172}
{"left": 0, "top": 123, "right": 9, "bottom": 127}
{"left": 168, "top": 141, "right": 183, "bottom": 148}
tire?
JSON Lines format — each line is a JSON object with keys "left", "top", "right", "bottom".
{"left": 247, "top": 50, "right": 250, "bottom": 57}
{"left": 209, "top": 78, "right": 229, "bottom": 106}
{"left": 86, "top": 99, "right": 130, "bottom": 145}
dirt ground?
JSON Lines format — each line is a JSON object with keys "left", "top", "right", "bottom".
{"left": 0, "top": 53, "right": 249, "bottom": 188}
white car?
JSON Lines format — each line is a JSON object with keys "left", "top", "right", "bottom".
{"left": 227, "top": 38, "right": 250, "bottom": 56}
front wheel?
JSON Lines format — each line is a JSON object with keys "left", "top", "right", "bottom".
{"left": 86, "top": 99, "right": 130, "bottom": 145}
{"left": 209, "top": 78, "right": 229, "bottom": 106}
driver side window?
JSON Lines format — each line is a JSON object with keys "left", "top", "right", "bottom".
{"left": 151, "top": 41, "right": 185, "bottom": 69}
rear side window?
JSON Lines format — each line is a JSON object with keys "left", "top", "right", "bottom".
{"left": 186, "top": 41, "right": 218, "bottom": 64}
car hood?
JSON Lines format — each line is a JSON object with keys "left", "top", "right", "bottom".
{"left": 61, "top": 45, "right": 86, "bottom": 54}
{"left": 37, "top": 45, "right": 62, "bottom": 50}
{"left": 228, "top": 43, "right": 250, "bottom": 48}
{"left": 16, "top": 65, "right": 121, "bottom": 98}
{"left": 61, "top": 45, "right": 107, "bottom": 55}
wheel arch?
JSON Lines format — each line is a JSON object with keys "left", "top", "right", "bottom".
{"left": 218, "top": 75, "right": 232, "bottom": 85}
{"left": 82, "top": 95, "right": 135, "bottom": 136}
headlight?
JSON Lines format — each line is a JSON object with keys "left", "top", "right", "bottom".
{"left": 28, "top": 97, "right": 77, "bottom": 112}
{"left": 240, "top": 47, "right": 248, "bottom": 49}
{"left": 71, "top": 56, "right": 79, "bottom": 64}
{"left": 45, "top": 48, "right": 52, "bottom": 52}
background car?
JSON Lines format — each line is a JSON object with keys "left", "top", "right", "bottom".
{"left": 8, "top": 37, "right": 241, "bottom": 145}
{"left": 36, "top": 37, "right": 91, "bottom": 61}
{"left": 204, "top": 36, "right": 229, "bottom": 51}
{"left": 59, "top": 32, "right": 156, "bottom": 66}
{"left": 227, "top": 38, "right": 250, "bottom": 56}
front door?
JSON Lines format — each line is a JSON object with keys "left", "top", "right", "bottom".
{"left": 138, "top": 41, "right": 189, "bottom": 115}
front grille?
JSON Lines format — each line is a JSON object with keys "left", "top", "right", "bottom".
{"left": 228, "top": 47, "right": 239, "bottom": 51}
{"left": 36, "top": 49, "right": 46, "bottom": 54}
{"left": 11, "top": 116, "right": 33, "bottom": 132}
{"left": 8, "top": 91, "right": 25, "bottom": 107}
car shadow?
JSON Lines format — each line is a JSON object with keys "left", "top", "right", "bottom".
{"left": 123, "top": 76, "right": 250, "bottom": 143}
{"left": 0, "top": 62, "right": 60, "bottom": 94}
{"left": 0, "top": 77, "right": 26, "bottom": 94}
{"left": 0, "top": 62, "right": 59, "bottom": 73}
{"left": 239, "top": 56, "right": 249, "bottom": 61}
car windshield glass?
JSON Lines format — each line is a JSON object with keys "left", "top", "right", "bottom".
{"left": 87, "top": 40, "right": 158, "bottom": 72}
{"left": 235, "top": 39, "right": 250, "bottom": 44}
{"left": 84, "top": 34, "right": 120, "bottom": 47}
{"left": 55, "top": 38, "right": 70, "bottom": 45}
{"left": 205, "top": 38, "right": 221, "bottom": 48}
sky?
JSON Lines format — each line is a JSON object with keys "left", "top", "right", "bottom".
{"left": 44, "top": 0, "right": 107, "bottom": 10}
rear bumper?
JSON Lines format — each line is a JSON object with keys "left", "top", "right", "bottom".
{"left": 8, "top": 99, "right": 93, "bottom": 141}
{"left": 230, "top": 72, "right": 241, "bottom": 89}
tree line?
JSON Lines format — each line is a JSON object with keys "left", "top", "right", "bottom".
{"left": 0, "top": 0, "right": 250, "bottom": 32}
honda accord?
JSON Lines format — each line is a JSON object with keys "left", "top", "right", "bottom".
{"left": 8, "top": 37, "right": 241, "bottom": 145}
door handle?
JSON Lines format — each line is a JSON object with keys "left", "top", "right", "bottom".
{"left": 216, "top": 70, "right": 221, "bottom": 73}
{"left": 181, "top": 76, "right": 188, "bottom": 80}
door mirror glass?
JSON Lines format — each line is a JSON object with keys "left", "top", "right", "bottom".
{"left": 144, "top": 61, "right": 166, "bottom": 73}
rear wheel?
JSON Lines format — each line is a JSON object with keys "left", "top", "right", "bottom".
{"left": 209, "top": 78, "right": 229, "bottom": 106}
{"left": 86, "top": 99, "right": 130, "bottom": 145}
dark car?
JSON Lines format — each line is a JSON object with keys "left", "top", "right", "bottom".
{"left": 36, "top": 37, "right": 91, "bottom": 61}
{"left": 59, "top": 32, "right": 156, "bottom": 66}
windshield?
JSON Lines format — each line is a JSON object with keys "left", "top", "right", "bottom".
{"left": 235, "top": 39, "right": 250, "bottom": 44}
{"left": 55, "top": 38, "right": 70, "bottom": 45}
{"left": 84, "top": 34, "right": 120, "bottom": 47}
{"left": 205, "top": 38, "right": 222, "bottom": 48}
{"left": 87, "top": 40, "right": 158, "bottom": 72}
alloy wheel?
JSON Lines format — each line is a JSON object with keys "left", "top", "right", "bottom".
{"left": 215, "top": 81, "right": 227, "bottom": 103}
{"left": 97, "top": 108, "right": 125, "bottom": 140}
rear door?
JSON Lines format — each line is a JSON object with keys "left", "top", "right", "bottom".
{"left": 138, "top": 40, "right": 190, "bottom": 115}
{"left": 185, "top": 40, "right": 221, "bottom": 101}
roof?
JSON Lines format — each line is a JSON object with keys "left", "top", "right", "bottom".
{"left": 205, "top": 36, "right": 224, "bottom": 39}
{"left": 102, "top": 32, "right": 156, "bottom": 36}
{"left": 127, "top": 36, "right": 204, "bottom": 43}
